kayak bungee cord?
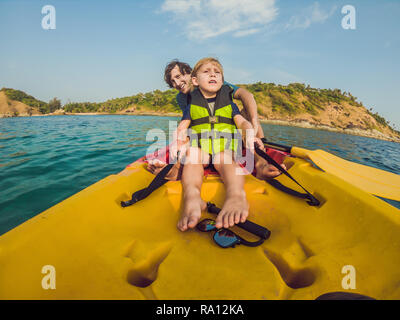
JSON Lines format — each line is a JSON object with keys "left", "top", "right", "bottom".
{"left": 120, "top": 160, "right": 175, "bottom": 207}
{"left": 255, "top": 144, "right": 320, "bottom": 206}
{"left": 262, "top": 138, "right": 400, "bottom": 201}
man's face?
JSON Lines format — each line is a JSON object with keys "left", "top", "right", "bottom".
{"left": 170, "top": 65, "right": 191, "bottom": 94}
{"left": 191, "top": 62, "right": 223, "bottom": 97}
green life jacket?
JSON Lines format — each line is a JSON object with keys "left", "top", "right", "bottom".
{"left": 188, "top": 85, "right": 239, "bottom": 155}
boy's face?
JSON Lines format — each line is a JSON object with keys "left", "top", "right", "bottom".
{"left": 170, "top": 65, "right": 191, "bottom": 94}
{"left": 192, "top": 62, "right": 223, "bottom": 98}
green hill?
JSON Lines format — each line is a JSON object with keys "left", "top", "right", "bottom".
{"left": 242, "top": 82, "right": 395, "bottom": 130}
{"left": 62, "top": 82, "right": 399, "bottom": 138}
{"left": 63, "top": 89, "right": 180, "bottom": 114}
{"left": 1, "top": 88, "right": 49, "bottom": 114}
{"left": 2, "top": 84, "right": 399, "bottom": 141}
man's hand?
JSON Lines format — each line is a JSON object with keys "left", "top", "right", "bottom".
{"left": 170, "top": 137, "right": 188, "bottom": 161}
{"left": 171, "top": 119, "right": 190, "bottom": 161}
{"left": 254, "top": 137, "right": 265, "bottom": 151}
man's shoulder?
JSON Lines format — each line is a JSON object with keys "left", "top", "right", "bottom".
{"left": 176, "top": 91, "right": 187, "bottom": 100}
{"left": 223, "top": 81, "right": 240, "bottom": 95}
{"left": 176, "top": 92, "right": 190, "bottom": 111}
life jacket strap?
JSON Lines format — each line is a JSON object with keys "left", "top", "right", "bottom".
{"left": 191, "top": 115, "right": 235, "bottom": 127}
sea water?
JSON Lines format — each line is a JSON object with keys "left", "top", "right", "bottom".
{"left": 0, "top": 115, "right": 399, "bottom": 235}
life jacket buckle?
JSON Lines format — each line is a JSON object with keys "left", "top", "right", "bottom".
{"left": 209, "top": 116, "right": 217, "bottom": 124}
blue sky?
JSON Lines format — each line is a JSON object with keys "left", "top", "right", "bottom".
{"left": 1, "top": 0, "right": 399, "bottom": 128}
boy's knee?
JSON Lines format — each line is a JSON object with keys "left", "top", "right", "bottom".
{"left": 184, "top": 147, "right": 200, "bottom": 164}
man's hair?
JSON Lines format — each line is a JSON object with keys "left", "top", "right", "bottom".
{"left": 164, "top": 60, "right": 192, "bottom": 88}
{"left": 191, "top": 57, "right": 224, "bottom": 80}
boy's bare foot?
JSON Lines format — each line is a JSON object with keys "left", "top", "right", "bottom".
{"left": 146, "top": 160, "right": 182, "bottom": 181}
{"left": 215, "top": 192, "right": 249, "bottom": 229}
{"left": 177, "top": 196, "right": 207, "bottom": 232}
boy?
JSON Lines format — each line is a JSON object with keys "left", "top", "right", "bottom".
{"left": 175, "top": 57, "right": 263, "bottom": 232}
{"left": 148, "top": 60, "right": 284, "bottom": 180}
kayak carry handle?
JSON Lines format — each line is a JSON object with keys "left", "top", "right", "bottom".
{"left": 206, "top": 202, "right": 271, "bottom": 240}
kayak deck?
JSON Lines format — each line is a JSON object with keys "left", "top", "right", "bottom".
{"left": 0, "top": 157, "right": 399, "bottom": 299}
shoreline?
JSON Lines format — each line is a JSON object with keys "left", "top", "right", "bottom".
{"left": 259, "top": 118, "right": 400, "bottom": 144}
{"left": 1, "top": 112, "right": 399, "bottom": 143}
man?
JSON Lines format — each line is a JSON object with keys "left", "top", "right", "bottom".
{"left": 147, "top": 59, "right": 284, "bottom": 180}
{"left": 164, "top": 60, "right": 264, "bottom": 139}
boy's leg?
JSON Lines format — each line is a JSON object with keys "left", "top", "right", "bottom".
{"left": 212, "top": 150, "right": 249, "bottom": 229}
{"left": 177, "top": 147, "right": 209, "bottom": 231}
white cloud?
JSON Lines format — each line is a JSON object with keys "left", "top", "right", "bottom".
{"left": 233, "top": 28, "right": 261, "bottom": 38}
{"left": 161, "top": 0, "right": 278, "bottom": 40}
{"left": 285, "top": 2, "right": 336, "bottom": 30}
{"left": 161, "top": 0, "right": 201, "bottom": 14}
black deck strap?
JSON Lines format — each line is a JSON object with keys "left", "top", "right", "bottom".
{"left": 121, "top": 161, "right": 175, "bottom": 208}
{"left": 266, "top": 179, "right": 312, "bottom": 200}
{"left": 261, "top": 138, "right": 292, "bottom": 153}
{"left": 255, "top": 145, "right": 320, "bottom": 206}
{"left": 207, "top": 202, "right": 271, "bottom": 240}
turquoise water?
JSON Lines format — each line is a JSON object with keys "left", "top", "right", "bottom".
{"left": 1, "top": 115, "right": 399, "bottom": 235}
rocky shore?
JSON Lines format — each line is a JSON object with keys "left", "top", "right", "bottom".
{"left": 260, "top": 118, "right": 400, "bottom": 143}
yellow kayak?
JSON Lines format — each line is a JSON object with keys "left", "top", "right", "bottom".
{"left": 0, "top": 150, "right": 399, "bottom": 300}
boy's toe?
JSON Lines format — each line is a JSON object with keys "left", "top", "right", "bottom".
{"left": 177, "top": 216, "right": 188, "bottom": 231}
{"left": 223, "top": 215, "right": 230, "bottom": 228}
{"left": 228, "top": 213, "right": 235, "bottom": 227}
{"left": 188, "top": 216, "right": 198, "bottom": 229}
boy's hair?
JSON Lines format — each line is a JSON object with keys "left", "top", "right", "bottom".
{"left": 191, "top": 57, "right": 224, "bottom": 80}
{"left": 164, "top": 60, "right": 192, "bottom": 88}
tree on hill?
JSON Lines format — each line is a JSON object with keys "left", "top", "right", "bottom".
{"left": 2, "top": 88, "right": 49, "bottom": 113}
{"left": 49, "top": 97, "right": 61, "bottom": 113}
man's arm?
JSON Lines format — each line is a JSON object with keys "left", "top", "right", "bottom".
{"left": 171, "top": 119, "right": 191, "bottom": 158}
{"left": 175, "top": 119, "right": 190, "bottom": 141}
{"left": 233, "top": 88, "right": 264, "bottom": 139}
{"left": 233, "top": 115, "right": 264, "bottom": 150}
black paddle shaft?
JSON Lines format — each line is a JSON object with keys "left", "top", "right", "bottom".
{"left": 206, "top": 202, "right": 271, "bottom": 240}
